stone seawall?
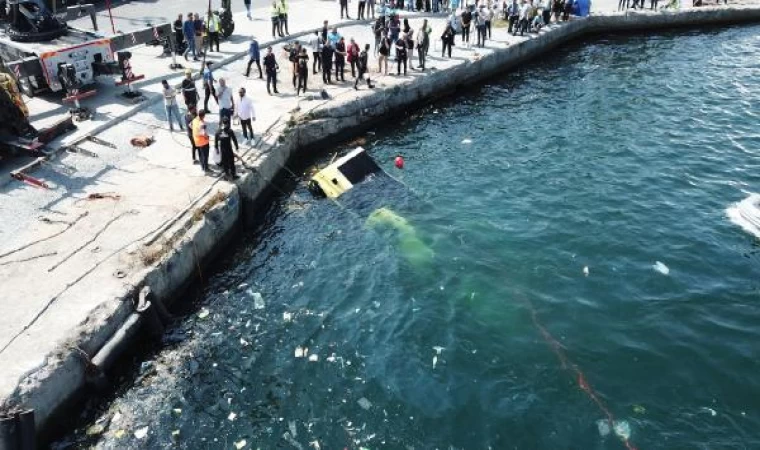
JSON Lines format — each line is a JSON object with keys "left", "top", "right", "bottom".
{"left": 4, "top": 4, "right": 760, "bottom": 443}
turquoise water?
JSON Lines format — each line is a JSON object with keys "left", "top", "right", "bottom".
{"left": 69, "top": 25, "right": 760, "bottom": 449}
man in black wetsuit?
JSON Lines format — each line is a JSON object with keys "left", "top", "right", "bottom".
{"left": 215, "top": 117, "right": 239, "bottom": 180}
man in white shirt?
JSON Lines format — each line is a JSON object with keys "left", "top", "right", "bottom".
{"left": 236, "top": 87, "right": 256, "bottom": 145}
{"left": 217, "top": 77, "right": 235, "bottom": 124}
{"left": 161, "top": 79, "right": 184, "bottom": 132}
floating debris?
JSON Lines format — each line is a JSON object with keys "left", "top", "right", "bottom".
{"left": 295, "top": 346, "right": 307, "bottom": 358}
{"left": 653, "top": 261, "right": 670, "bottom": 275}
{"left": 198, "top": 308, "right": 210, "bottom": 319}
{"left": 134, "top": 426, "right": 149, "bottom": 440}
{"left": 701, "top": 407, "right": 717, "bottom": 417}
{"left": 234, "top": 439, "right": 248, "bottom": 449}
{"left": 283, "top": 431, "right": 304, "bottom": 449}
{"left": 357, "top": 397, "right": 373, "bottom": 410}
{"left": 461, "top": 139, "right": 472, "bottom": 144}
{"left": 633, "top": 405, "right": 646, "bottom": 415}
{"left": 309, "top": 440, "right": 321, "bottom": 450}
{"left": 228, "top": 412, "right": 237, "bottom": 422}
{"left": 171, "top": 430, "right": 180, "bottom": 441}
{"left": 172, "top": 408, "right": 182, "bottom": 416}
{"left": 597, "top": 419, "right": 610, "bottom": 437}
{"left": 289, "top": 420, "right": 298, "bottom": 438}
{"left": 283, "top": 312, "right": 293, "bottom": 322}
{"left": 432, "top": 355, "right": 438, "bottom": 369}
{"left": 247, "top": 290, "right": 265, "bottom": 310}
{"left": 113, "top": 429, "right": 126, "bottom": 439}
{"left": 614, "top": 420, "right": 631, "bottom": 440}
{"left": 583, "top": 266, "right": 590, "bottom": 277}
{"left": 433, "top": 346, "right": 445, "bottom": 355}
{"left": 308, "top": 354, "right": 319, "bottom": 362}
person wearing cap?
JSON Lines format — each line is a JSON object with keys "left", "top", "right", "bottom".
{"left": 263, "top": 46, "right": 279, "bottom": 95}
{"left": 181, "top": 69, "right": 199, "bottom": 108}
{"left": 236, "top": 87, "right": 255, "bottom": 144}
{"left": 161, "top": 79, "right": 184, "bottom": 132}
{"left": 245, "top": 36, "right": 262, "bottom": 78}
{"left": 215, "top": 116, "right": 239, "bottom": 180}
{"left": 184, "top": 106, "right": 198, "bottom": 163}
{"left": 192, "top": 109, "right": 211, "bottom": 172}
{"left": 203, "top": 62, "right": 218, "bottom": 112}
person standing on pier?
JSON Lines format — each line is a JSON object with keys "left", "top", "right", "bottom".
{"left": 236, "top": 88, "right": 255, "bottom": 145}
{"left": 203, "top": 62, "right": 218, "bottom": 112}
{"left": 335, "top": 37, "right": 348, "bottom": 81}
{"left": 373, "top": 17, "right": 386, "bottom": 55}
{"left": 271, "top": 1, "right": 281, "bottom": 37}
{"left": 207, "top": 11, "right": 221, "bottom": 53}
{"left": 461, "top": 7, "right": 472, "bottom": 46}
{"left": 244, "top": 0, "right": 252, "bottom": 19}
{"left": 279, "top": 0, "right": 290, "bottom": 35}
{"left": 417, "top": 19, "right": 430, "bottom": 70}
{"left": 321, "top": 41, "right": 335, "bottom": 84}
{"left": 296, "top": 48, "right": 310, "bottom": 95}
{"left": 263, "top": 46, "right": 280, "bottom": 94}
{"left": 358, "top": 0, "right": 367, "bottom": 19}
{"left": 354, "top": 44, "right": 374, "bottom": 90}
{"left": 288, "top": 41, "right": 302, "bottom": 89}
{"left": 215, "top": 117, "right": 239, "bottom": 180}
{"left": 245, "top": 36, "right": 263, "bottom": 78}
{"left": 161, "top": 79, "right": 184, "bottom": 132}
{"left": 192, "top": 109, "right": 211, "bottom": 172}
{"left": 181, "top": 69, "right": 199, "bottom": 109}
{"left": 173, "top": 14, "right": 184, "bottom": 54}
{"left": 368, "top": 0, "right": 376, "bottom": 18}
{"left": 340, "top": 0, "right": 351, "bottom": 19}
{"left": 441, "top": 23, "right": 454, "bottom": 58}
{"left": 378, "top": 30, "right": 390, "bottom": 74}
{"left": 183, "top": 13, "right": 198, "bottom": 61}
{"left": 347, "top": 37, "right": 360, "bottom": 77}
{"left": 486, "top": 3, "right": 495, "bottom": 38}
{"left": 395, "top": 33, "right": 407, "bottom": 75}
{"left": 193, "top": 13, "right": 205, "bottom": 57}
{"left": 184, "top": 106, "right": 198, "bottom": 163}
{"left": 217, "top": 78, "right": 234, "bottom": 124}
{"left": 308, "top": 31, "right": 323, "bottom": 74}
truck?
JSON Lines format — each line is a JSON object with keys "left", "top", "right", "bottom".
{"left": 0, "top": 0, "right": 172, "bottom": 98}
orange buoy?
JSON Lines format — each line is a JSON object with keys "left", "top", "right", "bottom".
{"left": 394, "top": 156, "right": 404, "bottom": 169}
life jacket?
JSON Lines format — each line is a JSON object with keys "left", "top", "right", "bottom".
{"left": 192, "top": 117, "right": 209, "bottom": 146}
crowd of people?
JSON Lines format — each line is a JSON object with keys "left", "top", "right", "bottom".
{"left": 161, "top": 0, "right": 580, "bottom": 180}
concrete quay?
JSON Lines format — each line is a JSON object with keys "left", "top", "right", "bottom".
{"left": 1, "top": 0, "right": 759, "bottom": 442}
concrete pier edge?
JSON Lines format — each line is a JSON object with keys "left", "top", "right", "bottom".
{"left": 3, "top": 4, "right": 760, "bottom": 442}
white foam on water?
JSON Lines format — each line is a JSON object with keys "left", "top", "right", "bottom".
{"left": 596, "top": 419, "right": 611, "bottom": 437}
{"left": 653, "top": 261, "right": 670, "bottom": 275}
{"left": 727, "top": 194, "right": 760, "bottom": 239}
{"left": 614, "top": 420, "right": 631, "bottom": 440}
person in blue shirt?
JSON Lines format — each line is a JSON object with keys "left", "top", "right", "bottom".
{"left": 327, "top": 28, "right": 341, "bottom": 47}
{"left": 182, "top": 13, "right": 197, "bottom": 61}
{"left": 203, "top": 62, "right": 218, "bottom": 112}
{"left": 245, "top": 36, "right": 262, "bottom": 78}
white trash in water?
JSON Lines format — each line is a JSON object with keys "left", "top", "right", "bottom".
{"left": 134, "top": 426, "right": 149, "bottom": 439}
{"left": 461, "top": 139, "right": 472, "bottom": 144}
{"left": 596, "top": 419, "right": 611, "bottom": 437}
{"left": 583, "top": 266, "right": 590, "bottom": 277}
{"left": 234, "top": 439, "right": 247, "bottom": 449}
{"left": 432, "top": 355, "right": 438, "bottom": 369}
{"left": 653, "top": 261, "right": 670, "bottom": 275}
{"left": 295, "top": 346, "right": 306, "bottom": 358}
{"left": 308, "top": 354, "right": 319, "bottom": 362}
{"left": 614, "top": 420, "right": 631, "bottom": 440}
{"left": 247, "top": 290, "right": 265, "bottom": 310}
{"left": 283, "top": 312, "right": 293, "bottom": 322}
{"left": 357, "top": 397, "right": 373, "bottom": 410}
{"left": 228, "top": 412, "right": 237, "bottom": 422}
